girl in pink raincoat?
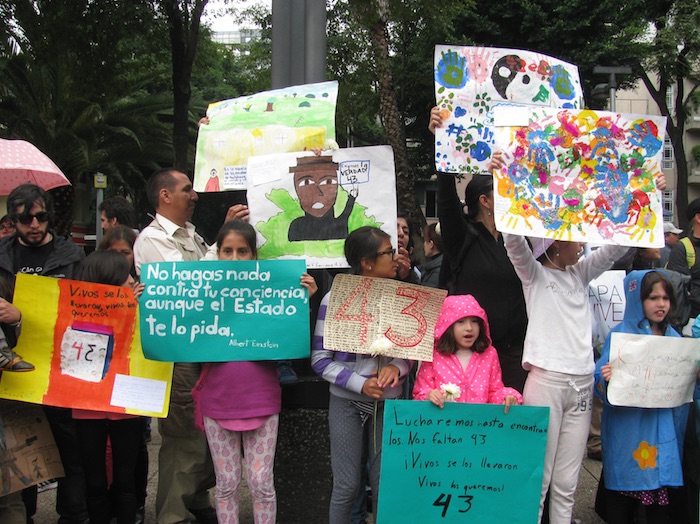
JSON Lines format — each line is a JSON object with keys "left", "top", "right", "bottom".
{"left": 413, "top": 294, "right": 522, "bottom": 411}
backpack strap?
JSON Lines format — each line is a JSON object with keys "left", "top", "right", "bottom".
{"left": 680, "top": 236, "right": 696, "bottom": 268}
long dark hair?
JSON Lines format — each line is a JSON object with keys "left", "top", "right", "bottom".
{"left": 215, "top": 220, "right": 258, "bottom": 259}
{"left": 640, "top": 271, "right": 677, "bottom": 328}
{"left": 98, "top": 225, "right": 137, "bottom": 252}
{"left": 437, "top": 317, "right": 488, "bottom": 355}
{"left": 344, "top": 226, "right": 390, "bottom": 275}
{"left": 75, "top": 251, "right": 131, "bottom": 286}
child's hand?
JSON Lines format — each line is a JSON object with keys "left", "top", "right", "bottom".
{"left": 488, "top": 150, "right": 508, "bottom": 172}
{"left": 132, "top": 282, "right": 146, "bottom": 300}
{"left": 198, "top": 116, "right": 210, "bottom": 126}
{"left": 654, "top": 173, "right": 667, "bottom": 191}
{"left": 361, "top": 376, "right": 384, "bottom": 399}
{"left": 428, "top": 106, "right": 443, "bottom": 135}
{"left": 428, "top": 388, "right": 446, "bottom": 409}
{"left": 601, "top": 364, "right": 612, "bottom": 382}
{"left": 503, "top": 394, "right": 518, "bottom": 414}
{"left": 300, "top": 273, "right": 318, "bottom": 297}
{"left": 0, "top": 298, "right": 21, "bottom": 325}
{"left": 377, "top": 364, "right": 400, "bottom": 388}
{"left": 224, "top": 204, "right": 250, "bottom": 223}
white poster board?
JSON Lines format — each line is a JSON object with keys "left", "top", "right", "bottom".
{"left": 607, "top": 332, "right": 700, "bottom": 408}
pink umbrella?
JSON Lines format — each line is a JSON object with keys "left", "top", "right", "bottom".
{"left": 0, "top": 138, "right": 71, "bottom": 195}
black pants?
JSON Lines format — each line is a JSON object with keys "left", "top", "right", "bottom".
{"left": 604, "top": 488, "right": 670, "bottom": 524}
{"left": 75, "top": 417, "right": 145, "bottom": 524}
{"left": 36, "top": 406, "right": 88, "bottom": 524}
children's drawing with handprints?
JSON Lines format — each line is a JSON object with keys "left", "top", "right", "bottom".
{"left": 434, "top": 45, "right": 584, "bottom": 174}
{"left": 247, "top": 145, "right": 398, "bottom": 268}
{"left": 493, "top": 108, "right": 666, "bottom": 247}
{"left": 194, "top": 81, "right": 338, "bottom": 191}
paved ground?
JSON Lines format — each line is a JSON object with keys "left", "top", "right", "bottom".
{"left": 34, "top": 411, "right": 606, "bottom": 523}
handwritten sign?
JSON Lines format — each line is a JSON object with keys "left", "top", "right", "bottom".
{"left": 589, "top": 270, "right": 626, "bottom": 354}
{"left": 608, "top": 333, "right": 700, "bottom": 408}
{"left": 139, "top": 260, "right": 311, "bottom": 362}
{"left": 0, "top": 274, "right": 173, "bottom": 417}
{"left": 377, "top": 400, "right": 548, "bottom": 524}
{"left": 324, "top": 275, "right": 447, "bottom": 362}
{"left": 0, "top": 401, "right": 64, "bottom": 496}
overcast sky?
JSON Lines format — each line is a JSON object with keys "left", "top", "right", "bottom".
{"left": 202, "top": 0, "right": 271, "bottom": 32}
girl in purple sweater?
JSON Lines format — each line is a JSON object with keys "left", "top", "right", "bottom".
{"left": 194, "top": 220, "right": 317, "bottom": 524}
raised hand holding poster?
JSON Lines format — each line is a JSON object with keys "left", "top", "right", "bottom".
{"left": 493, "top": 108, "right": 666, "bottom": 247}
{"left": 323, "top": 275, "right": 447, "bottom": 362}
{"left": 139, "top": 260, "right": 311, "bottom": 362}
{"left": 607, "top": 333, "right": 700, "bottom": 408}
{"left": 434, "top": 45, "right": 583, "bottom": 174}
{"left": 247, "top": 145, "right": 397, "bottom": 268}
{"left": 377, "top": 400, "right": 548, "bottom": 523}
{"left": 0, "top": 274, "right": 173, "bottom": 417}
{"left": 194, "top": 81, "right": 338, "bottom": 191}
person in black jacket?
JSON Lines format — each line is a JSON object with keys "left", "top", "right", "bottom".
{"left": 0, "top": 184, "right": 86, "bottom": 524}
{"left": 430, "top": 107, "right": 528, "bottom": 392}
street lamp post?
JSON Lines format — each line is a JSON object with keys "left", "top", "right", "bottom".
{"left": 592, "top": 66, "right": 632, "bottom": 113}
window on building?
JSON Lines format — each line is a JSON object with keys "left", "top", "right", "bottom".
{"left": 665, "top": 85, "right": 674, "bottom": 116}
{"left": 662, "top": 137, "right": 674, "bottom": 170}
{"left": 662, "top": 190, "right": 674, "bottom": 221}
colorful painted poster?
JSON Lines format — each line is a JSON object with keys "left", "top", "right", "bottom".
{"left": 434, "top": 45, "right": 584, "bottom": 174}
{"left": 194, "top": 81, "right": 338, "bottom": 191}
{"left": 607, "top": 333, "right": 700, "bottom": 408}
{"left": 377, "top": 400, "right": 548, "bottom": 524}
{"left": 0, "top": 274, "right": 173, "bottom": 417}
{"left": 247, "top": 146, "right": 397, "bottom": 268}
{"left": 493, "top": 108, "right": 666, "bottom": 247}
{"left": 323, "top": 275, "right": 447, "bottom": 362}
{"left": 139, "top": 260, "right": 311, "bottom": 362}
{"left": 589, "top": 270, "right": 626, "bottom": 354}
{"left": 0, "top": 401, "right": 64, "bottom": 496}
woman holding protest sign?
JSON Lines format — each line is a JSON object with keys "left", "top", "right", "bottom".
{"left": 429, "top": 107, "right": 528, "bottom": 393}
{"left": 193, "top": 220, "right": 316, "bottom": 524}
{"left": 311, "top": 226, "right": 412, "bottom": 523}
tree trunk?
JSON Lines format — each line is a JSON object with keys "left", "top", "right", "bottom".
{"left": 163, "top": 0, "right": 208, "bottom": 172}
{"left": 351, "top": 0, "right": 426, "bottom": 228}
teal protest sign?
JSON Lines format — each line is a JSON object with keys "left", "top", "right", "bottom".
{"left": 139, "top": 260, "right": 310, "bottom": 362}
{"left": 377, "top": 400, "right": 549, "bottom": 524}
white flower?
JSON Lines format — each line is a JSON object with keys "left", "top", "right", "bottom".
{"left": 440, "top": 383, "right": 461, "bottom": 402}
{"left": 369, "top": 336, "right": 393, "bottom": 357}
{"left": 324, "top": 139, "right": 340, "bottom": 150}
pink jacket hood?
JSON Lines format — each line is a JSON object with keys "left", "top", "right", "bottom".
{"left": 434, "top": 295, "right": 491, "bottom": 347}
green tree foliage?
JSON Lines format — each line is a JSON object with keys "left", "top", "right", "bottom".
{"left": 451, "top": 0, "right": 650, "bottom": 100}
{"left": 633, "top": 0, "right": 700, "bottom": 227}
{"left": 328, "top": 0, "right": 472, "bottom": 225}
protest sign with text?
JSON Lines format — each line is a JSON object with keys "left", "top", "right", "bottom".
{"left": 139, "top": 260, "right": 311, "bottom": 362}
{"left": 589, "top": 270, "right": 626, "bottom": 354}
{"left": 323, "top": 275, "right": 447, "bottom": 362}
{"left": 607, "top": 333, "right": 700, "bottom": 408}
{"left": 0, "top": 274, "right": 173, "bottom": 417}
{"left": 377, "top": 400, "right": 548, "bottom": 524}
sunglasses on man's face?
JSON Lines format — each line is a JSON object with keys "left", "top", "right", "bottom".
{"left": 14, "top": 212, "right": 49, "bottom": 225}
